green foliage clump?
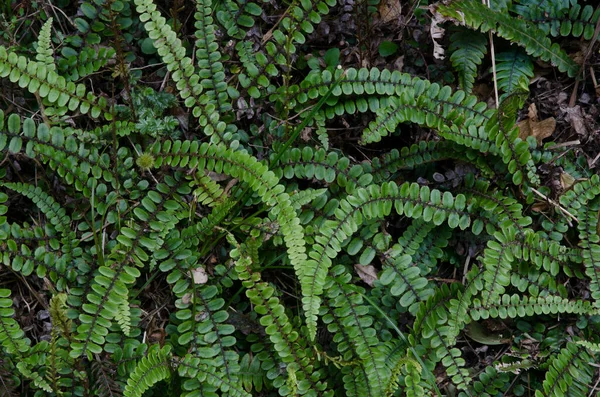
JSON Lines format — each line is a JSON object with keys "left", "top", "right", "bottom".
{"left": 0, "top": 0, "right": 599, "bottom": 396}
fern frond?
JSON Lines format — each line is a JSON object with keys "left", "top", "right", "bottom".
{"left": 91, "top": 359, "right": 124, "bottom": 397}
{"left": 323, "top": 265, "right": 388, "bottom": 396}
{"left": 459, "top": 365, "right": 510, "bottom": 397}
{"left": 133, "top": 0, "right": 230, "bottom": 142}
{"left": 486, "top": 91, "right": 539, "bottom": 185}
{"left": 178, "top": 353, "right": 251, "bottom": 397}
{"left": 576, "top": 199, "right": 600, "bottom": 305}
{"left": 123, "top": 345, "right": 172, "bottom": 397}
{"left": 434, "top": 0, "right": 580, "bottom": 77}
{"left": 470, "top": 294, "right": 599, "bottom": 321}
{"left": 0, "top": 46, "right": 110, "bottom": 118}
{"left": 516, "top": 1, "right": 600, "bottom": 40}
{"left": 215, "top": 0, "right": 263, "bottom": 39}
{"left": 304, "top": 181, "right": 470, "bottom": 339}
{"left": 495, "top": 49, "right": 535, "bottom": 96}
{"left": 57, "top": 46, "right": 116, "bottom": 82}
{"left": 535, "top": 342, "right": 593, "bottom": 397}
{"left": 71, "top": 180, "right": 186, "bottom": 358}
{"left": 449, "top": 28, "right": 487, "bottom": 93}
{"left": 36, "top": 18, "right": 56, "bottom": 72}
{"left": 412, "top": 285, "right": 471, "bottom": 392}
{"left": 274, "top": 146, "right": 373, "bottom": 194}
{"left": 194, "top": 0, "right": 233, "bottom": 115}
{"left": 370, "top": 141, "right": 495, "bottom": 183}
{"left": 230, "top": 236, "right": 329, "bottom": 396}
{"left": 0, "top": 289, "right": 30, "bottom": 355}
{"left": 0, "top": 181, "right": 79, "bottom": 278}
{"left": 151, "top": 141, "right": 308, "bottom": 313}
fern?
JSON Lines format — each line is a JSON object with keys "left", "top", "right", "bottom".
{"left": 0, "top": 47, "right": 110, "bottom": 119}
{"left": 35, "top": 18, "right": 56, "bottom": 72}
{"left": 123, "top": 345, "right": 172, "bottom": 397}
{"left": 434, "top": 0, "right": 580, "bottom": 77}
{"left": 495, "top": 48, "right": 535, "bottom": 96}
{"left": 514, "top": 1, "right": 600, "bottom": 40}
{"left": 0, "top": 0, "right": 599, "bottom": 395}
{"left": 0, "top": 289, "right": 30, "bottom": 355}
{"left": 535, "top": 342, "right": 594, "bottom": 397}
{"left": 449, "top": 28, "right": 487, "bottom": 93}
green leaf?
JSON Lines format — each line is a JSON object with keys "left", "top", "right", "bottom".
{"left": 379, "top": 41, "right": 398, "bottom": 57}
{"left": 324, "top": 48, "right": 340, "bottom": 68}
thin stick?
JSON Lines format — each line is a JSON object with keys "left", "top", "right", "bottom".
{"left": 530, "top": 187, "right": 579, "bottom": 224}
{"left": 484, "top": 0, "right": 499, "bottom": 108}
{"left": 546, "top": 140, "right": 580, "bottom": 150}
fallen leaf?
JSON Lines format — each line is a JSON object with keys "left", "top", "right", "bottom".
{"left": 564, "top": 106, "right": 588, "bottom": 137}
{"left": 354, "top": 264, "right": 378, "bottom": 287}
{"left": 517, "top": 104, "right": 555, "bottom": 144}
{"left": 560, "top": 172, "right": 575, "bottom": 190}
{"left": 527, "top": 103, "right": 538, "bottom": 121}
{"left": 207, "top": 171, "right": 229, "bottom": 182}
{"left": 430, "top": 11, "right": 446, "bottom": 60}
{"left": 378, "top": 0, "right": 402, "bottom": 24}
{"left": 191, "top": 267, "right": 208, "bottom": 284}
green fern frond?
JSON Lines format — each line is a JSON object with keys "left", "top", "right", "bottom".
{"left": 133, "top": 0, "right": 230, "bottom": 142}
{"left": 576, "top": 199, "right": 600, "bottom": 305}
{"left": 323, "top": 266, "right": 389, "bottom": 396}
{"left": 0, "top": 289, "right": 30, "bottom": 355}
{"left": 470, "top": 294, "right": 599, "bottom": 321}
{"left": 515, "top": 1, "right": 600, "bottom": 40}
{"left": 194, "top": 0, "right": 234, "bottom": 115}
{"left": 123, "top": 345, "right": 172, "bottom": 397}
{"left": 36, "top": 18, "right": 56, "bottom": 72}
{"left": 449, "top": 28, "right": 487, "bottom": 93}
{"left": 495, "top": 49, "right": 535, "bottom": 96}
{"left": 535, "top": 342, "right": 593, "bottom": 397}
{"left": 0, "top": 181, "right": 79, "bottom": 278}
{"left": 459, "top": 365, "right": 510, "bottom": 397}
{"left": 230, "top": 235, "right": 329, "bottom": 396}
{"left": 304, "top": 181, "right": 470, "bottom": 339}
{"left": 434, "top": 0, "right": 580, "bottom": 77}
{"left": 0, "top": 46, "right": 110, "bottom": 119}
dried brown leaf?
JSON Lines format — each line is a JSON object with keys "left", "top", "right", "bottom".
{"left": 518, "top": 104, "right": 555, "bottom": 145}
{"left": 560, "top": 172, "right": 575, "bottom": 190}
{"left": 354, "top": 264, "right": 378, "bottom": 287}
{"left": 378, "top": 0, "right": 402, "bottom": 24}
{"left": 564, "top": 106, "right": 588, "bottom": 137}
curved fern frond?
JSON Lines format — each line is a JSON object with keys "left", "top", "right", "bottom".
{"left": 274, "top": 146, "right": 373, "bottom": 194}
{"left": 230, "top": 235, "right": 329, "bottom": 396}
{"left": 0, "top": 181, "right": 79, "bottom": 280}
{"left": 516, "top": 1, "right": 600, "bottom": 40}
{"left": 304, "top": 181, "right": 470, "bottom": 339}
{"left": 123, "top": 345, "right": 172, "bottom": 397}
{"left": 133, "top": 0, "right": 231, "bottom": 142}
{"left": 150, "top": 140, "right": 308, "bottom": 300}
